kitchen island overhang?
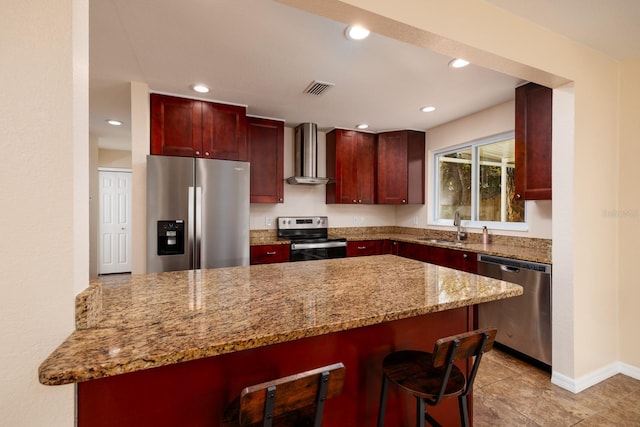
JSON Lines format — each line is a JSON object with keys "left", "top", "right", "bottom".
{"left": 39, "top": 255, "right": 522, "bottom": 426}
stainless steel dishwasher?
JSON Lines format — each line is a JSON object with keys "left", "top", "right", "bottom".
{"left": 477, "top": 254, "right": 552, "bottom": 366}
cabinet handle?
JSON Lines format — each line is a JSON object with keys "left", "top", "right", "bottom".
{"left": 352, "top": 200, "right": 357, "bottom": 203}
{"left": 463, "top": 254, "right": 468, "bottom": 259}
{"left": 402, "top": 199, "right": 406, "bottom": 203}
{"left": 205, "top": 152, "right": 210, "bottom": 157}
{"left": 515, "top": 194, "right": 521, "bottom": 199}
{"left": 195, "top": 151, "right": 200, "bottom": 156}
{"left": 358, "top": 199, "right": 362, "bottom": 203}
{"left": 357, "top": 246, "right": 366, "bottom": 250}
{"left": 278, "top": 198, "right": 283, "bottom": 202}
{"left": 266, "top": 251, "right": 276, "bottom": 255}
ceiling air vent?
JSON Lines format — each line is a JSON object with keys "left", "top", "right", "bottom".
{"left": 304, "top": 80, "right": 334, "bottom": 96}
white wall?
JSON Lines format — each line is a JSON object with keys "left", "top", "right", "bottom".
{"left": 1, "top": 0, "right": 86, "bottom": 424}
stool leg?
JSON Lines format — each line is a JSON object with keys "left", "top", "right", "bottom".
{"left": 458, "top": 395, "right": 470, "bottom": 427}
{"left": 416, "top": 397, "right": 425, "bottom": 427}
{"left": 377, "top": 375, "right": 389, "bottom": 427}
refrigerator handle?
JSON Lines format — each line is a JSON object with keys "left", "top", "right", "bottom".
{"left": 194, "top": 186, "right": 203, "bottom": 269}
{"left": 188, "top": 186, "right": 195, "bottom": 269}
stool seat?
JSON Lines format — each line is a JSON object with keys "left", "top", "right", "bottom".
{"left": 382, "top": 350, "right": 466, "bottom": 400}
{"left": 377, "top": 328, "right": 497, "bottom": 427}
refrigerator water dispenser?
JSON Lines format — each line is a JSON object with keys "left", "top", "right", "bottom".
{"left": 157, "top": 220, "right": 185, "bottom": 255}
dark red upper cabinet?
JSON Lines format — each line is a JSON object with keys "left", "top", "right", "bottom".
{"left": 201, "top": 101, "right": 247, "bottom": 161}
{"left": 377, "top": 130, "right": 425, "bottom": 204}
{"left": 515, "top": 83, "right": 552, "bottom": 200}
{"left": 326, "top": 129, "right": 376, "bottom": 204}
{"left": 150, "top": 94, "right": 201, "bottom": 157}
{"left": 150, "top": 93, "right": 247, "bottom": 161}
{"left": 247, "top": 117, "right": 284, "bottom": 203}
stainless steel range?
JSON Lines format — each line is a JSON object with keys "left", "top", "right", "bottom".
{"left": 277, "top": 216, "right": 347, "bottom": 262}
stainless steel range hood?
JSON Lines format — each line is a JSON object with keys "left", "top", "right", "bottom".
{"left": 286, "top": 123, "right": 330, "bottom": 185}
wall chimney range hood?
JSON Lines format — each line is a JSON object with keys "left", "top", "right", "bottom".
{"left": 286, "top": 123, "right": 330, "bottom": 185}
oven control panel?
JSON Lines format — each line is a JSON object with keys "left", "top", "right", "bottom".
{"left": 277, "top": 216, "right": 328, "bottom": 230}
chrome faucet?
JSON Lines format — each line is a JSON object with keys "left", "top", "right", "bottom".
{"left": 454, "top": 211, "right": 467, "bottom": 241}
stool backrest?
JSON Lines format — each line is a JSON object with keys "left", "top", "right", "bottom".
{"left": 432, "top": 327, "right": 497, "bottom": 368}
{"left": 429, "top": 327, "right": 497, "bottom": 405}
{"left": 238, "top": 362, "right": 346, "bottom": 427}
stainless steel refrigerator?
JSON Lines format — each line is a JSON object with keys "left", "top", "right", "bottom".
{"left": 146, "top": 155, "right": 250, "bottom": 273}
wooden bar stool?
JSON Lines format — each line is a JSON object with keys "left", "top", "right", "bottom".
{"left": 221, "top": 362, "right": 345, "bottom": 427}
{"left": 377, "top": 328, "right": 497, "bottom": 427}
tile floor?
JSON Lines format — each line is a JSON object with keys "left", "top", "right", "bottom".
{"left": 474, "top": 348, "right": 640, "bottom": 426}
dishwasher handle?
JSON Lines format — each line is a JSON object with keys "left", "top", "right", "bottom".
{"left": 501, "top": 265, "right": 520, "bottom": 273}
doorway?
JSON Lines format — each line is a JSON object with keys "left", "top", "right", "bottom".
{"left": 98, "top": 169, "right": 132, "bottom": 274}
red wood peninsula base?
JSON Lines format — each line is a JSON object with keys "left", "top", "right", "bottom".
{"left": 78, "top": 307, "right": 474, "bottom": 426}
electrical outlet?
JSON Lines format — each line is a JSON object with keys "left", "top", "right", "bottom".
{"left": 265, "top": 216, "right": 273, "bottom": 227}
{"left": 353, "top": 216, "right": 359, "bottom": 225}
{"left": 413, "top": 215, "right": 419, "bottom": 225}
{"left": 360, "top": 216, "right": 365, "bottom": 225}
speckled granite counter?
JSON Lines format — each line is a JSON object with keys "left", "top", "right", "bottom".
{"left": 250, "top": 226, "right": 552, "bottom": 264}
{"left": 39, "top": 255, "right": 521, "bottom": 385}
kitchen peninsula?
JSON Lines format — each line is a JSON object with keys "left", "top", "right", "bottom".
{"left": 39, "top": 255, "right": 522, "bottom": 426}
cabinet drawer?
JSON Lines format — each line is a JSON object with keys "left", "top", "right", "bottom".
{"left": 250, "top": 245, "right": 290, "bottom": 265}
{"left": 347, "top": 240, "right": 381, "bottom": 257}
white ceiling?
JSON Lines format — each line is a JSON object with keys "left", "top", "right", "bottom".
{"left": 90, "top": 0, "right": 640, "bottom": 151}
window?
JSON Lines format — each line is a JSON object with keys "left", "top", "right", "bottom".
{"left": 434, "top": 132, "right": 525, "bottom": 228}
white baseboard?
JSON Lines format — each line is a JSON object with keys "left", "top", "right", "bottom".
{"left": 619, "top": 362, "right": 640, "bottom": 380}
{"left": 551, "top": 361, "right": 629, "bottom": 393}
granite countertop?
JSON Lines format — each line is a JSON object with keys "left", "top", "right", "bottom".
{"left": 250, "top": 227, "right": 552, "bottom": 264}
{"left": 39, "top": 255, "right": 522, "bottom": 386}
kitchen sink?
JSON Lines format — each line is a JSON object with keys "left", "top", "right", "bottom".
{"left": 417, "top": 238, "right": 465, "bottom": 246}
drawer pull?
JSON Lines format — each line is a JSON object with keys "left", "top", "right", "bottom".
{"left": 266, "top": 251, "right": 276, "bottom": 255}
{"left": 357, "top": 246, "right": 366, "bottom": 250}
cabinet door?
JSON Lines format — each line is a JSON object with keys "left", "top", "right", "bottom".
{"left": 396, "top": 242, "right": 429, "bottom": 262}
{"left": 326, "top": 129, "right": 356, "bottom": 204}
{"left": 377, "top": 130, "right": 425, "bottom": 204}
{"left": 355, "top": 132, "right": 376, "bottom": 204}
{"left": 326, "top": 129, "right": 375, "bottom": 204}
{"left": 382, "top": 240, "right": 398, "bottom": 255}
{"left": 150, "top": 94, "right": 202, "bottom": 157}
{"left": 250, "top": 245, "right": 290, "bottom": 265}
{"left": 248, "top": 117, "right": 284, "bottom": 203}
{"left": 515, "top": 82, "right": 552, "bottom": 200}
{"left": 202, "top": 102, "right": 248, "bottom": 161}
{"left": 347, "top": 240, "right": 381, "bottom": 257}
{"left": 424, "top": 246, "right": 477, "bottom": 273}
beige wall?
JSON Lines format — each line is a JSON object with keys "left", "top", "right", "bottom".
{"left": 90, "top": 134, "right": 100, "bottom": 278}
{"left": 1, "top": 0, "right": 86, "bottom": 424}
{"left": 619, "top": 56, "right": 640, "bottom": 371}
{"left": 99, "top": 148, "right": 132, "bottom": 169}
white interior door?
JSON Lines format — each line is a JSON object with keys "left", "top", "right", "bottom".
{"left": 99, "top": 170, "right": 132, "bottom": 274}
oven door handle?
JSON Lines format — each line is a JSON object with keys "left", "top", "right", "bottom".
{"left": 291, "top": 241, "right": 347, "bottom": 250}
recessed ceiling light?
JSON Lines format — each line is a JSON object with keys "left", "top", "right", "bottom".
{"left": 106, "top": 119, "right": 122, "bottom": 126}
{"left": 345, "top": 25, "right": 370, "bottom": 40}
{"left": 192, "top": 84, "right": 210, "bottom": 93}
{"left": 420, "top": 106, "right": 436, "bottom": 113}
{"left": 448, "top": 58, "right": 470, "bottom": 68}
{"left": 356, "top": 123, "right": 369, "bottom": 130}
